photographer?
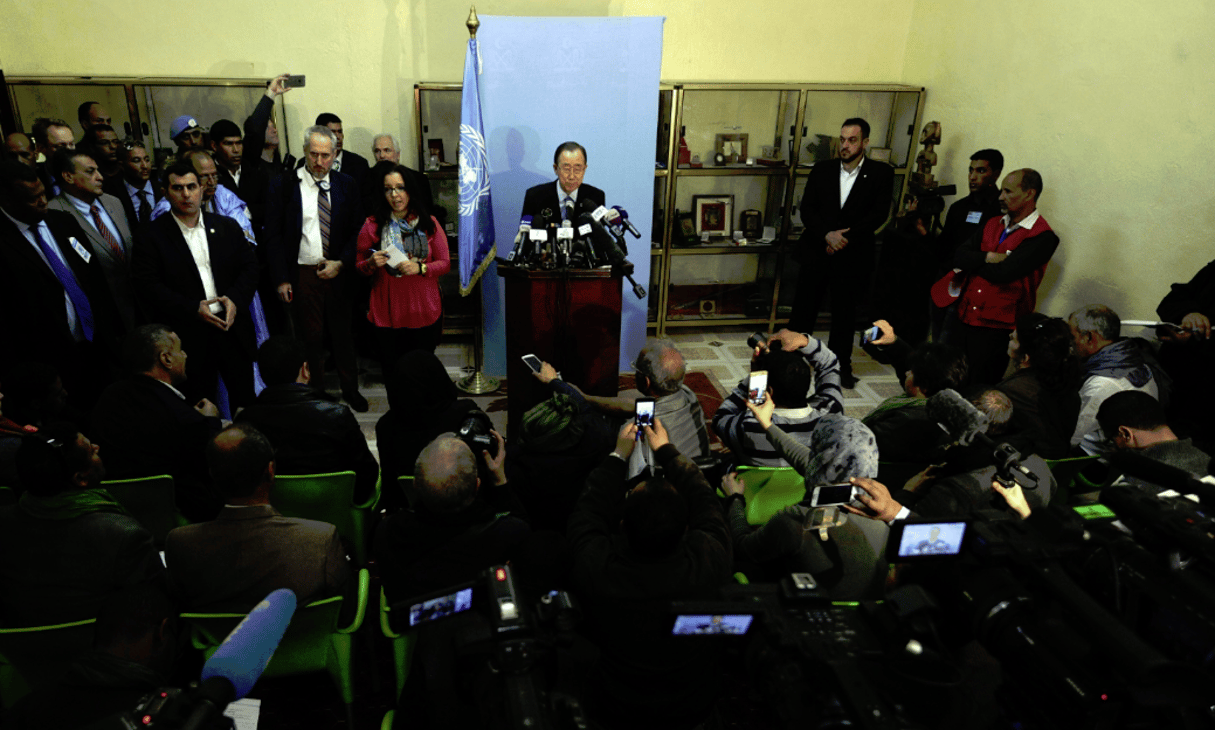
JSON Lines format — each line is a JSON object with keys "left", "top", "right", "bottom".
{"left": 567, "top": 418, "right": 731, "bottom": 729}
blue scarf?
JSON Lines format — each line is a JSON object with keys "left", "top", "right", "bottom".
{"left": 1084, "top": 338, "right": 1171, "bottom": 405}
{"left": 382, "top": 216, "right": 429, "bottom": 262}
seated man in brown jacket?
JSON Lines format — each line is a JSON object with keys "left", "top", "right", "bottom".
{"left": 165, "top": 423, "right": 351, "bottom": 612}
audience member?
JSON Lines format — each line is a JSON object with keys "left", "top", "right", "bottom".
{"left": 31, "top": 117, "right": 75, "bottom": 196}
{"left": 4, "top": 131, "right": 37, "bottom": 167}
{"left": 947, "top": 168, "right": 1059, "bottom": 385}
{"left": 132, "top": 160, "right": 259, "bottom": 410}
{"left": 264, "top": 125, "right": 367, "bottom": 411}
{"left": 47, "top": 148, "right": 136, "bottom": 334}
{"left": 994, "top": 313, "right": 1081, "bottom": 460}
{"left": 1069, "top": 304, "right": 1170, "bottom": 455}
{"left": 316, "top": 112, "right": 370, "bottom": 186}
{"left": 375, "top": 350, "right": 480, "bottom": 511}
{"left": 1096, "top": 390, "right": 1211, "bottom": 478}
{"left": 91, "top": 324, "right": 223, "bottom": 521}
{"left": 165, "top": 423, "right": 352, "bottom": 612}
{"left": 1155, "top": 257, "right": 1215, "bottom": 453}
{"left": 0, "top": 159, "right": 116, "bottom": 410}
{"left": 0, "top": 365, "right": 75, "bottom": 490}
{"left": 79, "top": 124, "right": 123, "bottom": 184}
{"left": 6, "top": 585, "right": 180, "bottom": 730}
{"left": 236, "top": 336, "right": 378, "bottom": 503}
{"left": 368, "top": 134, "right": 435, "bottom": 213}
{"left": 0, "top": 421, "right": 164, "bottom": 626}
{"left": 713, "top": 331, "right": 842, "bottom": 467}
{"left": 168, "top": 114, "right": 205, "bottom": 152}
{"left": 112, "top": 141, "right": 161, "bottom": 227}
{"left": 568, "top": 419, "right": 731, "bottom": 728}
{"left": 77, "top": 101, "right": 113, "bottom": 133}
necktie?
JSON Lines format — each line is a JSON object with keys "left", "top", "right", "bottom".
{"left": 138, "top": 190, "right": 151, "bottom": 224}
{"left": 998, "top": 226, "right": 1013, "bottom": 244}
{"left": 318, "top": 182, "right": 332, "bottom": 258}
{"left": 34, "top": 225, "right": 94, "bottom": 342}
{"left": 562, "top": 195, "right": 574, "bottom": 222}
{"left": 90, "top": 204, "right": 125, "bottom": 261}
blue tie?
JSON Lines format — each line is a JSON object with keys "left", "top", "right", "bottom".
{"left": 35, "top": 225, "right": 94, "bottom": 342}
{"left": 562, "top": 195, "right": 574, "bottom": 222}
{"left": 998, "top": 226, "right": 1013, "bottom": 244}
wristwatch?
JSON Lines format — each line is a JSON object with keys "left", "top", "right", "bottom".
{"left": 420, "top": 263, "right": 428, "bottom": 276}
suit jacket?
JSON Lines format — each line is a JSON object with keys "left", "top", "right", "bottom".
{"left": 165, "top": 504, "right": 351, "bottom": 612}
{"left": 520, "top": 181, "right": 606, "bottom": 224}
{"left": 798, "top": 157, "right": 894, "bottom": 273}
{"left": 0, "top": 209, "right": 117, "bottom": 380}
{"left": 132, "top": 211, "right": 259, "bottom": 357}
{"left": 104, "top": 176, "right": 163, "bottom": 233}
{"left": 48, "top": 192, "right": 137, "bottom": 334}
{"left": 335, "top": 150, "right": 371, "bottom": 187}
{"left": 263, "top": 168, "right": 363, "bottom": 288}
{"left": 217, "top": 167, "right": 271, "bottom": 236}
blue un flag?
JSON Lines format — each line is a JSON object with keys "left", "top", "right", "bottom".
{"left": 458, "top": 36, "right": 495, "bottom": 296}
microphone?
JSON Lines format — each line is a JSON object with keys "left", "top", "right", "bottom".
{"left": 504, "top": 215, "right": 533, "bottom": 264}
{"left": 1108, "top": 451, "right": 1215, "bottom": 506}
{"left": 200, "top": 588, "right": 298, "bottom": 701}
{"left": 575, "top": 211, "right": 626, "bottom": 267}
{"left": 609, "top": 206, "right": 642, "bottom": 239}
{"left": 926, "top": 389, "right": 1040, "bottom": 489}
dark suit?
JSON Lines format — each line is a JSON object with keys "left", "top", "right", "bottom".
{"left": 791, "top": 157, "right": 894, "bottom": 376}
{"left": 48, "top": 192, "right": 137, "bottom": 334}
{"left": 335, "top": 150, "right": 370, "bottom": 188}
{"left": 104, "top": 176, "right": 163, "bottom": 232}
{"left": 91, "top": 374, "right": 224, "bottom": 521}
{"left": 520, "top": 181, "right": 606, "bottom": 223}
{"left": 0, "top": 209, "right": 118, "bottom": 409}
{"left": 264, "top": 169, "right": 364, "bottom": 393}
{"left": 165, "top": 504, "right": 351, "bottom": 612}
{"left": 132, "top": 211, "right": 259, "bottom": 407}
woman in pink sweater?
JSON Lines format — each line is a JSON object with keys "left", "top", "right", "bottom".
{"left": 356, "top": 164, "right": 450, "bottom": 373}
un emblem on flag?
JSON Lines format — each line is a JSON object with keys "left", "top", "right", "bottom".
{"left": 459, "top": 124, "right": 491, "bottom": 216}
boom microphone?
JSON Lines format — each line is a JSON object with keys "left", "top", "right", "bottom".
{"left": 200, "top": 588, "right": 298, "bottom": 700}
{"left": 1108, "top": 451, "right": 1215, "bottom": 506}
{"left": 926, "top": 389, "right": 1040, "bottom": 489}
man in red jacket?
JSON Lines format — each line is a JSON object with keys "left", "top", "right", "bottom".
{"left": 950, "top": 168, "right": 1059, "bottom": 384}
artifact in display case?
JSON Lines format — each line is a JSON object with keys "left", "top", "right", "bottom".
{"left": 715, "top": 133, "right": 748, "bottom": 164}
{"left": 692, "top": 194, "right": 734, "bottom": 237}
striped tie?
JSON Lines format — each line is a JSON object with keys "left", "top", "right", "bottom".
{"left": 318, "top": 182, "right": 332, "bottom": 258}
{"left": 91, "top": 204, "right": 124, "bottom": 261}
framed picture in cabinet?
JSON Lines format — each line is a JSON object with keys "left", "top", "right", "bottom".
{"left": 692, "top": 194, "right": 734, "bottom": 237}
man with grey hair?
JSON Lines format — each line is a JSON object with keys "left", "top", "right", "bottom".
{"left": 372, "top": 134, "right": 401, "bottom": 164}
{"left": 264, "top": 124, "right": 367, "bottom": 410}
{"left": 1068, "top": 304, "right": 1169, "bottom": 455}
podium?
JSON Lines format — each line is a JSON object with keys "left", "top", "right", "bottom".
{"left": 499, "top": 265, "right": 622, "bottom": 437}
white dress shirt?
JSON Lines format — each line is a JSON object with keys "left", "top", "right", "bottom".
{"left": 297, "top": 167, "right": 329, "bottom": 265}
{"left": 172, "top": 213, "right": 222, "bottom": 314}
{"left": 1000, "top": 209, "right": 1040, "bottom": 237}
{"left": 555, "top": 181, "right": 580, "bottom": 219}
{"left": 839, "top": 156, "right": 864, "bottom": 208}
{"left": 0, "top": 208, "right": 80, "bottom": 338}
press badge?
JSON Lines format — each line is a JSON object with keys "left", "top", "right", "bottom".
{"left": 965, "top": 211, "right": 982, "bottom": 224}
{"left": 69, "top": 237, "right": 92, "bottom": 263}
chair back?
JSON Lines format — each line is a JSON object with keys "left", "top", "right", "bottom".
{"left": 271, "top": 471, "right": 371, "bottom": 565}
{"left": 379, "top": 587, "right": 417, "bottom": 703}
{"left": 735, "top": 466, "right": 806, "bottom": 525}
{"left": 1045, "top": 455, "right": 1103, "bottom": 505}
{"left": 0, "top": 619, "right": 96, "bottom": 709}
{"left": 101, "top": 474, "right": 179, "bottom": 546}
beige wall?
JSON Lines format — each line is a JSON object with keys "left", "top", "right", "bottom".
{"left": 901, "top": 0, "right": 1215, "bottom": 322}
{"left": 1, "top": 0, "right": 914, "bottom": 165}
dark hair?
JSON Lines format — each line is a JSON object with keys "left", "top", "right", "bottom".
{"left": 1097, "top": 391, "right": 1167, "bottom": 437}
{"left": 77, "top": 101, "right": 102, "bottom": 127}
{"left": 754, "top": 348, "right": 810, "bottom": 408}
{"left": 374, "top": 163, "right": 435, "bottom": 235}
{"left": 315, "top": 112, "right": 342, "bottom": 126}
{"left": 161, "top": 159, "right": 198, "bottom": 188}
{"left": 209, "top": 118, "right": 241, "bottom": 141}
{"left": 842, "top": 118, "right": 870, "bottom": 140}
{"left": 79, "top": 126, "right": 117, "bottom": 157}
{"left": 1018, "top": 168, "right": 1043, "bottom": 199}
{"left": 907, "top": 342, "right": 968, "bottom": 396}
{"left": 15, "top": 421, "right": 90, "bottom": 497}
{"left": 970, "top": 149, "right": 1004, "bottom": 173}
{"left": 1015, "top": 313, "right": 1078, "bottom": 394}
{"left": 116, "top": 141, "right": 148, "bottom": 165}
{"left": 50, "top": 148, "right": 91, "bottom": 183}
{"left": 623, "top": 479, "right": 688, "bottom": 557}
{"left": 553, "top": 141, "right": 587, "bottom": 166}
{"left": 257, "top": 336, "right": 306, "bottom": 386}
{"left": 972, "top": 389, "right": 1013, "bottom": 436}
{"left": 414, "top": 437, "right": 479, "bottom": 512}
{"left": 123, "top": 323, "right": 175, "bottom": 374}
{"left": 0, "top": 158, "right": 42, "bottom": 201}
{"left": 207, "top": 424, "right": 275, "bottom": 500}
{"left": 1069, "top": 304, "right": 1120, "bottom": 343}
{"left": 3, "top": 362, "right": 62, "bottom": 425}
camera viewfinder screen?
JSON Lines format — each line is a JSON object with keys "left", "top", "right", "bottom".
{"left": 635, "top": 400, "right": 655, "bottom": 429}
{"left": 671, "top": 614, "right": 753, "bottom": 636}
{"left": 897, "top": 522, "right": 966, "bottom": 557}
{"left": 409, "top": 587, "right": 473, "bottom": 627}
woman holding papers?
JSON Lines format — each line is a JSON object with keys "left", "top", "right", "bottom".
{"left": 356, "top": 163, "right": 450, "bottom": 372}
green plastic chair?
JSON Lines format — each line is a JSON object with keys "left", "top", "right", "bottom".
{"left": 734, "top": 465, "right": 806, "bottom": 526}
{"left": 101, "top": 474, "right": 185, "bottom": 546}
{"left": 0, "top": 618, "right": 96, "bottom": 709}
{"left": 378, "top": 587, "right": 417, "bottom": 703}
{"left": 1045, "top": 455, "right": 1102, "bottom": 505}
{"left": 182, "top": 568, "right": 370, "bottom": 728}
{"left": 271, "top": 471, "right": 381, "bottom": 566}
{"left": 382, "top": 709, "right": 395, "bottom": 729}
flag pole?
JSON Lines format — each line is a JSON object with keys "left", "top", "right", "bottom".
{"left": 456, "top": 5, "right": 500, "bottom": 395}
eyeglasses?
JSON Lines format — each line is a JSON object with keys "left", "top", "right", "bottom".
{"left": 384, "top": 186, "right": 408, "bottom": 195}
{"left": 557, "top": 165, "right": 585, "bottom": 175}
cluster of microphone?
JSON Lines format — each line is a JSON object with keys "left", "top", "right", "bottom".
{"left": 502, "top": 199, "right": 646, "bottom": 298}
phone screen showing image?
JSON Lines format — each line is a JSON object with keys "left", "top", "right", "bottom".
{"left": 748, "top": 371, "right": 768, "bottom": 405}
{"left": 810, "top": 484, "right": 855, "bottom": 507}
{"left": 862, "top": 326, "right": 881, "bottom": 345}
{"left": 634, "top": 398, "right": 656, "bottom": 431}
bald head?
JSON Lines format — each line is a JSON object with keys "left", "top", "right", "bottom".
{"left": 4, "top": 133, "right": 36, "bottom": 167}
{"left": 635, "top": 338, "right": 686, "bottom": 396}
{"left": 206, "top": 424, "right": 276, "bottom": 502}
{"left": 414, "top": 436, "right": 479, "bottom": 512}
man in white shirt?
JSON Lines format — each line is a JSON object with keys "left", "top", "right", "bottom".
{"left": 131, "top": 160, "right": 259, "bottom": 412}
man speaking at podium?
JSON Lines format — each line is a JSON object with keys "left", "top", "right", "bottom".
{"left": 521, "top": 141, "right": 606, "bottom": 222}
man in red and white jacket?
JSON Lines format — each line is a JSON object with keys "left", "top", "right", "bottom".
{"left": 951, "top": 168, "right": 1059, "bottom": 384}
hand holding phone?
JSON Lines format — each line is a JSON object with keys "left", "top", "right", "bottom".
{"left": 634, "top": 397, "right": 656, "bottom": 439}
{"left": 748, "top": 370, "right": 768, "bottom": 405}
{"left": 522, "top": 354, "right": 542, "bottom": 373}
